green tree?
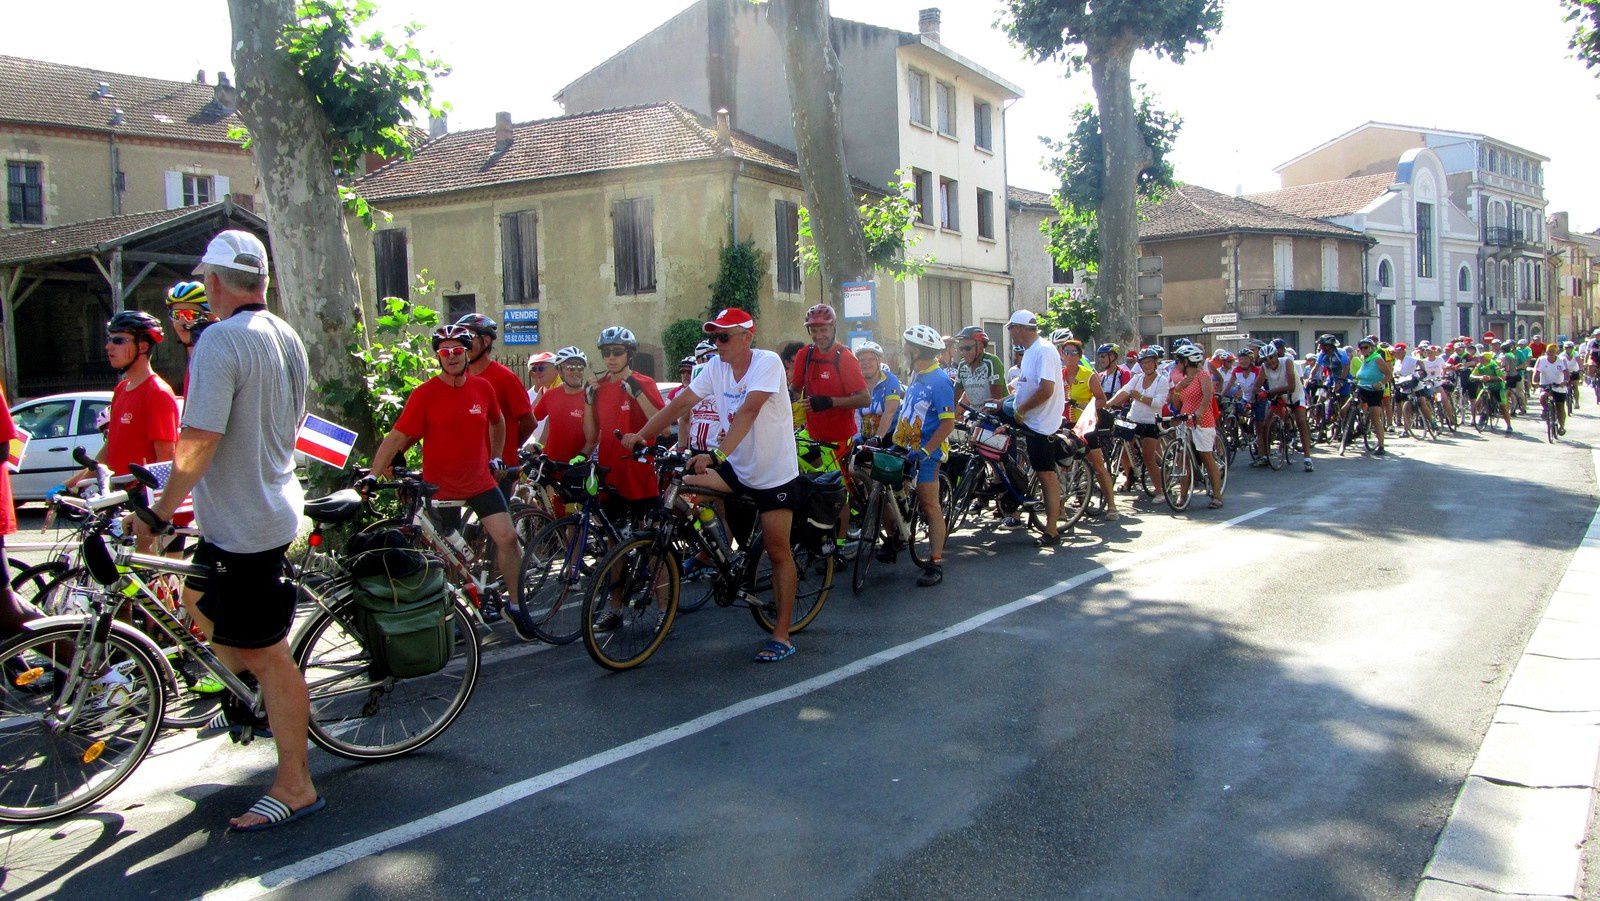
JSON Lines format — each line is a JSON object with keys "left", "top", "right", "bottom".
{"left": 709, "top": 238, "right": 765, "bottom": 319}
{"left": 228, "top": 0, "right": 448, "bottom": 450}
{"left": 798, "top": 171, "right": 932, "bottom": 283}
{"left": 1038, "top": 290, "right": 1101, "bottom": 345}
{"left": 1000, "top": 0, "right": 1223, "bottom": 344}
{"left": 663, "top": 318, "right": 706, "bottom": 368}
{"left": 1564, "top": 0, "right": 1600, "bottom": 75}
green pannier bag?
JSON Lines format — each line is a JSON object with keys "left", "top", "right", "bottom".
{"left": 349, "top": 563, "right": 451, "bottom": 680}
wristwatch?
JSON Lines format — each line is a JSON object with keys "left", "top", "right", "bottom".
{"left": 710, "top": 447, "right": 728, "bottom": 464}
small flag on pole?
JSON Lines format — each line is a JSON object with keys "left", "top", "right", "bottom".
{"left": 142, "top": 460, "right": 193, "bottom": 516}
{"left": 1072, "top": 398, "right": 1098, "bottom": 441}
{"left": 295, "top": 413, "right": 357, "bottom": 469}
{"left": 5, "top": 428, "right": 29, "bottom": 473}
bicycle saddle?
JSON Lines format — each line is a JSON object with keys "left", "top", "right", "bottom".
{"left": 304, "top": 489, "right": 363, "bottom": 524}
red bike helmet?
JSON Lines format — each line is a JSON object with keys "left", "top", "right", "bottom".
{"left": 804, "top": 304, "right": 837, "bottom": 327}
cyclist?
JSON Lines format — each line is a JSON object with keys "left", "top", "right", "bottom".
{"left": 623, "top": 307, "right": 803, "bottom": 662}
{"left": 1533, "top": 342, "right": 1571, "bottom": 436}
{"left": 372, "top": 324, "right": 530, "bottom": 638}
{"left": 1057, "top": 337, "right": 1116, "bottom": 517}
{"left": 1471, "top": 349, "right": 1513, "bottom": 434}
{"left": 1422, "top": 343, "right": 1453, "bottom": 424}
{"left": 456, "top": 314, "right": 536, "bottom": 490}
{"left": 69, "top": 311, "right": 179, "bottom": 499}
{"left": 1515, "top": 338, "right": 1535, "bottom": 412}
{"left": 0, "top": 378, "right": 34, "bottom": 644}
{"left": 1085, "top": 343, "right": 1127, "bottom": 519}
{"left": 889, "top": 325, "right": 957, "bottom": 586}
{"left": 586, "top": 326, "right": 666, "bottom": 522}
{"left": 131, "top": 229, "right": 316, "bottom": 831}
{"left": 1169, "top": 344, "right": 1226, "bottom": 509}
{"left": 1257, "top": 343, "right": 1314, "bottom": 472}
{"left": 1564, "top": 340, "right": 1583, "bottom": 407}
{"left": 164, "top": 280, "right": 218, "bottom": 394}
{"left": 790, "top": 304, "right": 869, "bottom": 554}
{"left": 677, "top": 341, "right": 726, "bottom": 455}
{"left": 1351, "top": 337, "right": 1392, "bottom": 455}
{"left": 1107, "top": 346, "right": 1167, "bottom": 497}
{"left": 952, "top": 325, "right": 1007, "bottom": 408}
{"left": 1005, "top": 310, "right": 1065, "bottom": 546}
{"left": 856, "top": 341, "right": 902, "bottom": 444}
{"left": 526, "top": 351, "right": 557, "bottom": 411}
{"left": 532, "top": 346, "right": 594, "bottom": 512}
{"left": 1392, "top": 343, "right": 1425, "bottom": 437}
{"left": 1207, "top": 350, "right": 1233, "bottom": 393}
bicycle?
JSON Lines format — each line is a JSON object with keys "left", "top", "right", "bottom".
{"left": 1161, "top": 416, "right": 1228, "bottom": 512}
{"left": 1259, "top": 398, "right": 1295, "bottom": 470}
{"left": 0, "top": 465, "right": 480, "bottom": 823}
{"left": 1541, "top": 388, "right": 1564, "bottom": 443}
{"left": 1472, "top": 382, "right": 1506, "bottom": 433}
{"left": 946, "top": 407, "right": 1044, "bottom": 535}
{"left": 516, "top": 456, "right": 631, "bottom": 641}
{"left": 578, "top": 446, "right": 837, "bottom": 671}
{"left": 851, "top": 444, "right": 944, "bottom": 593}
{"left": 1337, "top": 399, "right": 1373, "bottom": 456}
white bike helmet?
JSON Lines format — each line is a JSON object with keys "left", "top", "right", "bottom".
{"left": 1049, "top": 328, "right": 1075, "bottom": 345}
{"left": 903, "top": 324, "right": 944, "bottom": 352}
{"left": 1175, "top": 344, "right": 1205, "bottom": 365}
{"left": 693, "top": 339, "right": 716, "bottom": 358}
{"left": 553, "top": 345, "right": 588, "bottom": 367}
{"left": 856, "top": 340, "right": 885, "bottom": 356}
{"left": 596, "top": 326, "right": 637, "bottom": 350}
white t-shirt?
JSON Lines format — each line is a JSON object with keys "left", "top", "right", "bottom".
{"left": 686, "top": 361, "right": 726, "bottom": 450}
{"left": 1014, "top": 337, "right": 1065, "bottom": 434}
{"left": 1422, "top": 357, "right": 1446, "bottom": 380}
{"left": 687, "top": 349, "right": 799, "bottom": 489}
{"left": 1124, "top": 369, "right": 1171, "bottom": 425}
{"left": 1534, "top": 356, "right": 1571, "bottom": 391}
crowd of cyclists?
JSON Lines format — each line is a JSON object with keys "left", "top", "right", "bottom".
{"left": 9, "top": 226, "right": 1600, "bottom": 831}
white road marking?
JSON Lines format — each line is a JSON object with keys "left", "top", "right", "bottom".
{"left": 201, "top": 505, "right": 1276, "bottom": 901}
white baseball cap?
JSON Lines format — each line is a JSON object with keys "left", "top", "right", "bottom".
{"left": 194, "top": 229, "right": 269, "bottom": 276}
{"left": 1007, "top": 309, "right": 1039, "bottom": 328}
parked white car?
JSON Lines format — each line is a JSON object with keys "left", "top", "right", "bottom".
{"left": 9, "top": 391, "right": 112, "bottom": 502}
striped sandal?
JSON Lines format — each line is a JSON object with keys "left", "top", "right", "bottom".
{"left": 229, "top": 795, "right": 326, "bottom": 833}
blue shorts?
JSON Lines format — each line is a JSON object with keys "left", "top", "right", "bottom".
{"left": 1249, "top": 399, "right": 1268, "bottom": 422}
{"left": 916, "top": 454, "right": 942, "bottom": 485}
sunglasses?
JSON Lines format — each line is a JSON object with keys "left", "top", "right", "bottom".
{"left": 560, "top": 363, "right": 586, "bottom": 372}
{"left": 106, "top": 335, "right": 133, "bottom": 347}
{"left": 958, "top": 343, "right": 976, "bottom": 352}
{"left": 708, "top": 332, "right": 736, "bottom": 344}
{"left": 437, "top": 346, "right": 468, "bottom": 358}
{"left": 600, "top": 348, "right": 629, "bottom": 358}
{"left": 529, "top": 365, "right": 551, "bottom": 372}
{"left": 169, "top": 308, "right": 206, "bottom": 325}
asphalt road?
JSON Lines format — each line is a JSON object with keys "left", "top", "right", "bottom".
{"left": 2, "top": 401, "right": 1595, "bottom": 900}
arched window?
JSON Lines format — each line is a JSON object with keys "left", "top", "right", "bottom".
{"left": 1499, "top": 261, "right": 1512, "bottom": 298}
{"left": 1377, "top": 258, "right": 1393, "bottom": 288}
{"left": 1458, "top": 265, "right": 1472, "bottom": 293}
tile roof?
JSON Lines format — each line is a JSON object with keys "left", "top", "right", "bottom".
{"left": 0, "top": 202, "right": 265, "bottom": 266}
{"left": 1139, "top": 184, "right": 1368, "bottom": 243}
{"left": 0, "top": 54, "right": 243, "bottom": 144}
{"left": 1245, "top": 172, "right": 1399, "bottom": 219}
{"left": 1007, "top": 186, "right": 1055, "bottom": 210}
{"left": 354, "top": 102, "right": 853, "bottom": 202}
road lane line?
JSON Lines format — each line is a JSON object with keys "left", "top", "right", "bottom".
{"left": 201, "top": 504, "right": 1277, "bottom": 901}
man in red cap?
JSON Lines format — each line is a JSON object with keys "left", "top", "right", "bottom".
{"left": 622, "top": 308, "right": 804, "bottom": 663}
{"left": 526, "top": 351, "right": 558, "bottom": 445}
{"left": 790, "top": 303, "right": 868, "bottom": 553}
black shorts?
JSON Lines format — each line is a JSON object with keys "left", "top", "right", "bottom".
{"left": 713, "top": 462, "right": 800, "bottom": 514}
{"left": 434, "top": 486, "right": 510, "bottom": 532}
{"left": 188, "top": 540, "right": 295, "bottom": 650}
{"left": 1357, "top": 387, "right": 1385, "bottom": 407}
{"left": 1506, "top": 374, "right": 1522, "bottom": 388}
{"left": 1021, "top": 428, "right": 1057, "bottom": 472}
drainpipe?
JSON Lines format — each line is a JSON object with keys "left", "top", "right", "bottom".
{"left": 730, "top": 160, "right": 743, "bottom": 244}
{"left": 107, "top": 132, "right": 122, "bottom": 216}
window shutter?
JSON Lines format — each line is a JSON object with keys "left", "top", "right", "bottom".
{"left": 519, "top": 211, "right": 539, "bottom": 301}
{"left": 500, "top": 213, "right": 521, "bottom": 303}
{"left": 214, "top": 175, "right": 230, "bottom": 201}
{"left": 164, "top": 171, "right": 183, "bottom": 209}
{"left": 612, "top": 200, "right": 634, "bottom": 295}
{"left": 636, "top": 198, "right": 655, "bottom": 292}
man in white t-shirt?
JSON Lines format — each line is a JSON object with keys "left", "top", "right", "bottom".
{"left": 624, "top": 307, "right": 804, "bottom": 663}
{"left": 1004, "top": 309, "right": 1066, "bottom": 546}
{"left": 1533, "top": 342, "right": 1572, "bottom": 435}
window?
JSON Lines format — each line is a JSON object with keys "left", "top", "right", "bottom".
{"left": 1051, "top": 256, "right": 1073, "bottom": 285}
{"left": 1458, "top": 265, "right": 1472, "bottom": 293}
{"left": 1535, "top": 264, "right": 1543, "bottom": 302}
{"left": 1379, "top": 303, "right": 1393, "bottom": 343}
{"left": 445, "top": 293, "right": 476, "bottom": 323}
{"left": 935, "top": 80, "right": 956, "bottom": 137}
{"left": 14, "top": 401, "right": 74, "bottom": 440}
{"left": 373, "top": 229, "right": 409, "bottom": 300}
{"left": 1459, "top": 305, "right": 1471, "bottom": 336}
{"left": 918, "top": 276, "right": 970, "bottom": 338}
{"left": 1519, "top": 260, "right": 1530, "bottom": 301}
{"left": 6, "top": 161, "right": 43, "bottom": 225}
{"left": 182, "top": 173, "right": 214, "bottom": 206}
{"left": 908, "top": 68, "right": 930, "bottom": 127}
{"left": 1377, "top": 258, "right": 1392, "bottom": 289}
{"left": 911, "top": 169, "right": 933, "bottom": 225}
{"left": 500, "top": 210, "right": 539, "bottom": 304}
{"left": 1414, "top": 304, "right": 1434, "bottom": 345}
{"left": 1321, "top": 241, "right": 1339, "bottom": 291}
{"left": 975, "top": 188, "right": 994, "bottom": 240}
{"left": 973, "top": 100, "right": 993, "bottom": 151}
{"left": 1499, "top": 261, "right": 1511, "bottom": 298}
{"left": 612, "top": 197, "right": 656, "bottom": 295}
{"left": 1416, "top": 202, "right": 1434, "bottom": 279}
{"left": 77, "top": 400, "right": 109, "bottom": 437}
{"left": 938, "top": 177, "right": 958, "bottom": 230}
{"left": 775, "top": 199, "right": 801, "bottom": 294}
{"left": 1275, "top": 239, "right": 1294, "bottom": 288}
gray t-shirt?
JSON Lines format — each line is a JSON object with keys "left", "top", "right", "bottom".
{"left": 182, "top": 308, "right": 308, "bottom": 553}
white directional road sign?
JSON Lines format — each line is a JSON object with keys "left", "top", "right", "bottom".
{"left": 1201, "top": 312, "right": 1238, "bottom": 325}
{"left": 1201, "top": 325, "right": 1237, "bottom": 334}
{"left": 1216, "top": 333, "right": 1251, "bottom": 341}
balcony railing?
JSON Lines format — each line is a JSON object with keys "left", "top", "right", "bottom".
{"left": 1238, "top": 289, "right": 1371, "bottom": 319}
{"left": 1484, "top": 227, "right": 1543, "bottom": 251}
{"left": 1482, "top": 296, "right": 1546, "bottom": 315}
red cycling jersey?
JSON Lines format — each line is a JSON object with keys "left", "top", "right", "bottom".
{"left": 103, "top": 373, "right": 181, "bottom": 477}
{"left": 591, "top": 373, "right": 665, "bottom": 501}
{"left": 393, "top": 375, "right": 502, "bottom": 501}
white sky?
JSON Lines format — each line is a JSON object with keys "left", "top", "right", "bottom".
{"left": 8, "top": 0, "right": 1599, "bottom": 229}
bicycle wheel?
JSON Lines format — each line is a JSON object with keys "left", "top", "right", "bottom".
{"left": 1161, "top": 441, "right": 1193, "bottom": 512}
{"left": 748, "top": 533, "right": 833, "bottom": 634}
{"left": 511, "top": 504, "right": 556, "bottom": 554}
{"left": 1362, "top": 410, "right": 1376, "bottom": 452}
{"left": 520, "top": 515, "right": 608, "bottom": 644}
{"left": 1546, "top": 402, "right": 1559, "bottom": 443}
{"left": 1267, "top": 421, "right": 1288, "bottom": 470}
{"left": 0, "top": 624, "right": 167, "bottom": 823}
{"left": 1212, "top": 443, "right": 1230, "bottom": 497}
{"left": 9, "top": 559, "right": 66, "bottom": 606}
{"left": 852, "top": 486, "right": 883, "bottom": 594}
{"left": 293, "top": 585, "right": 480, "bottom": 760}
{"left": 1058, "top": 457, "right": 1093, "bottom": 530}
{"left": 582, "top": 535, "right": 679, "bottom": 671}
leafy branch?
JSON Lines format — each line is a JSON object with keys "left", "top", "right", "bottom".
{"left": 799, "top": 171, "right": 933, "bottom": 283}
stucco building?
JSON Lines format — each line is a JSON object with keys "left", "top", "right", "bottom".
{"left": 350, "top": 102, "right": 876, "bottom": 376}
{"left": 1548, "top": 212, "right": 1600, "bottom": 341}
{"left": 553, "top": 1, "right": 1022, "bottom": 346}
{"left": 1006, "top": 186, "right": 1083, "bottom": 317}
{"left": 1273, "top": 122, "right": 1548, "bottom": 342}
{"left": 1136, "top": 185, "right": 1374, "bottom": 353}
{"left": 1250, "top": 147, "right": 1479, "bottom": 347}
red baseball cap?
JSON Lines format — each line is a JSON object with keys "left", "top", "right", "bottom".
{"left": 1482, "top": 331, "right": 1497, "bottom": 340}
{"left": 1393, "top": 342, "right": 1407, "bottom": 351}
{"left": 704, "top": 308, "right": 755, "bottom": 332}
{"left": 527, "top": 351, "right": 555, "bottom": 365}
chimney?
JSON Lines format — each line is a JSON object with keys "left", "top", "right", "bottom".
{"left": 1552, "top": 211, "right": 1570, "bottom": 238}
{"left": 494, "top": 112, "right": 513, "bottom": 152}
{"left": 918, "top": 7, "right": 940, "bottom": 43}
{"left": 212, "top": 71, "right": 237, "bottom": 114}
{"left": 196, "top": 69, "right": 207, "bottom": 85}
{"left": 429, "top": 114, "right": 448, "bottom": 139}
{"left": 715, "top": 108, "right": 731, "bottom": 146}
{"left": 93, "top": 81, "right": 112, "bottom": 99}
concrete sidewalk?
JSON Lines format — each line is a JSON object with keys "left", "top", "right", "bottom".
{"left": 1415, "top": 450, "right": 1600, "bottom": 900}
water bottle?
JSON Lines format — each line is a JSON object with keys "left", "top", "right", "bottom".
{"left": 694, "top": 505, "right": 732, "bottom": 565}
{"left": 441, "top": 529, "right": 472, "bottom": 558}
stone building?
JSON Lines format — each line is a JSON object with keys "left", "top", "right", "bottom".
{"left": 1006, "top": 186, "right": 1084, "bottom": 318}
{"left": 1548, "top": 212, "right": 1600, "bottom": 341}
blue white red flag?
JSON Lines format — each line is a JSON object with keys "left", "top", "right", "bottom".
{"left": 295, "top": 413, "right": 357, "bottom": 469}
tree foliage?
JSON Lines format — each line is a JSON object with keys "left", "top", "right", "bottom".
{"left": 663, "top": 318, "right": 707, "bottom": 367}
{"left": 1038, "top": 290, "right": 1101, "bottom": 342}
{"left": 1565, "top": 0, "right": 1600, "bottom": 74}
{"left": 709, "top": 239, "right": 765, "bottom": 320}
{"left": 799, "top": 172, "right": 932, "bottom": 283}
{"left": 998, "top": 0, "right": 1224, "bottom": 70}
